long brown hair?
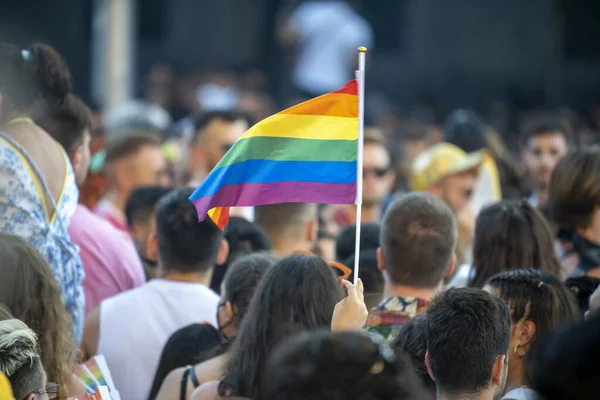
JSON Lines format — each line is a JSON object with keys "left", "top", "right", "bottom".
{"left": 0, "top": 233, "right": 76, "bottom": 396}
{"left": 469, "top": 200, "right": 562, "bottom": 288}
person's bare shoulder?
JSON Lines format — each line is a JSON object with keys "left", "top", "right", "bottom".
{"left": 195, "top": 354, "right": 229, "bottom": 383}
{"left": 156, "top": 366, "right": 186, "bottom": 400}
{"left": 190, "top": 381, "right": 220, "bottom": 400}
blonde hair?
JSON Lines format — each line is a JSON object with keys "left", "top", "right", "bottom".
{"left": 0, "top": 319, "right": 40, "bottom": 376}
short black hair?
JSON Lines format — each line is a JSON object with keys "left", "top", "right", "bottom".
{"left": 520, "top": 113, "right": 573, "bottom": 148}
{"left": 155, "top": 188, "right": 224, "bottom": 272}
{"left": 564, "top": 276, "right": 600, "bottom": 317}
{"left": 36, "top": 94, "right": 92, "bottom": 151}
{"left": 381, "top": 192, "right": 457, "bottom": 287}
{"left": 193, "top": 110, "right": 252, "bottom": 143}
{"left": 125, "top": 186, "right": 173, "bottom": 228}
{"left": 426, "top": 287, "right": 510, "bottom": 396}
{"left": 335, "top": 223, "right": 380, "bottom": 262}
{"left": 223, "top": 253, "right": 278, "bottom": 326}
{"left": 266, "top": 330, "right": 428, "bottom": 400}
{"left": 210, "top": 217, "right": 272, "bottom": 293}
{"left": 148, "top": 323, "right": 221, "bottom": 400}
{"left": 393, "top": 316, "right": 436, "bottom": 395}
{"left": 529, "top": 313, "right": 600, "bottom": 400}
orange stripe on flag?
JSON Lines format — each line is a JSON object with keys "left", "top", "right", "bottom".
{"left": 208, "top": 206, "right": 230, "bottom": 230}
{"left": 279, "top": 93, "right": 357, "bottom": 118}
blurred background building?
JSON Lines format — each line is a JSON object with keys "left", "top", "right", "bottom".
{"left": 1, "top": 0, "right": 599, "bottom": 149}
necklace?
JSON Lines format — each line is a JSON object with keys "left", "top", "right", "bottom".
{"left": 5, "top": 116, "right": 34, "bottom": 126}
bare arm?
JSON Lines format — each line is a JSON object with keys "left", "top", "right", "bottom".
{"left": 80, "top": 306, "right": 100, "bottom": 361}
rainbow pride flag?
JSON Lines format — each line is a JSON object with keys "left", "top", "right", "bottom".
{"left": 190, "top": 80, "right": 359, "bottom": 229}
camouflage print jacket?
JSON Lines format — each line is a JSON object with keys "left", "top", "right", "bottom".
{"left": 364, "top": 296, "right": 430, "bottom": 343}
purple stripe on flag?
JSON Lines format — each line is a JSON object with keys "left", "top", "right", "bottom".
{"left": 192, "top": 181, "right": 357, "bottom": 220}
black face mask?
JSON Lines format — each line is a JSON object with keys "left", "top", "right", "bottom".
{"left": 216, "top": 301, "right": 236, "bottom": 342}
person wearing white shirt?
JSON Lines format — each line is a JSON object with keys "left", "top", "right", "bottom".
{"left": 81, "top": 188, "right": 228, "bottom": 400}
{"left": 281, "top": 0, "right": 374, "bottom": 97}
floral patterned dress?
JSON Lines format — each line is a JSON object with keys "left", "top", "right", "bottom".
{"left": 0, "top": 130, "right": 84, "bottom": 342}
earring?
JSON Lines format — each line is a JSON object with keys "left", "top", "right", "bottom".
{"left": 514, "top": 344, "right": 527, "bottom": 358}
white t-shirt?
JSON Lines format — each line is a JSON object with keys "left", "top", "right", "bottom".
{"left": 289, "top": 1, "right": 373, "bottom": 94}
{"left": 97, "top": 279, "right": 220, "bottom": 400}
{"left": 502, "top": 387, "right": 539, "bottom": 400}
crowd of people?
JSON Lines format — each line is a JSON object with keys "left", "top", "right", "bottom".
{"left": 0, "top": 22, "right": 600, "bottom": 400}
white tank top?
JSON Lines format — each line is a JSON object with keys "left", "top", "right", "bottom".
{"left": 97, "top": 279, "right": 220, "bottom": 400}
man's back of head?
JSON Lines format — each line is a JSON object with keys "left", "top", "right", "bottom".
{"left": 254, "top": 203, "right": 318, "bottom": 256}
{"left": 155, "top": 188, "right": 225, "bottom": 274}
{"left": 425, "top": 287, "right": 510, "bottom": 399}
{"left": 380, "top": 192, "right": 457, "bottom": 288}
{"left": 36, "top": 94, "right": 92, "bottom": 185}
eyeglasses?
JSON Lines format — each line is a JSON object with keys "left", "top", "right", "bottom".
{"left": 363, "top": 167, "right": 389, "bottom": 178}
{"left": 30, "top": 382, "right": 59, "bottom": 399}
{"left": 293, "top": 250, "right": 352, "bottom": 281}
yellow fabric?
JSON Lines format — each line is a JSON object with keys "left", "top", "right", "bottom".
{"left": 410, "top": 142, "right": 483, "bottom": 191}
{"left": 0, "top": 372, "right": 14, "bottom": 400}
{"left": 239, "top": 114, "right": 358, "bottom": 141}
{"left": 470, "top": 150, "right": 502, "bottom": 214}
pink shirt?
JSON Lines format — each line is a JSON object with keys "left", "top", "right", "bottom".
{"left": 69, "top": 205, "right": 146, "bottom": 314}
{"left": 93, "top": 198, "right": 129, "bottom": 233}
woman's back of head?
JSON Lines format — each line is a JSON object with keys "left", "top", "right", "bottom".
{"left": 486, "top": 269, "right": 579, "bottom": 377}
{"left": 222, "top": 253, "right": 279, "bottom": 331}
{"left": 220, "top": 253, "right": 344, "bottom": 399}
{"left": 0, "top": 233, "right": 74, "bottom": 392}
{"left": 0, "top": 42, "right": 71, "bottom": 111}
{"left": 266, "top": 330, "right": 429, "bottom": 400}
{"left": 470, "top": 200, "right": 562, "bottom": 288}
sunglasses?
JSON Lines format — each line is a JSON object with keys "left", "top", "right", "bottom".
{"left": 293, "top": 250, "right": 352, "bottom": 281}
{"left": 31, "top": 382, "right": 59, "bottom": 399}
{"left": 363, "top": 167, "right": 389, "bottom": 178}
{"left": 220, "top": 143, "right": 235, "bottom": 153}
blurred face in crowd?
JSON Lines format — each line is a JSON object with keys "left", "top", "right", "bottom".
{"left": 197, "top": 118, "right": 248, "bottom": 171}
{"left": 112, "top": 144, "right": 170, "bottom": 196}
{"left": 362, "top": 143, "right": 395, "bottom": 206}
{"left": 522, "top": 132, "right": 568, "bottom": 189}
{"left": 71, "top": 130, "right": 92, "bottom": 186}
{"left": 430, "top": 171, "right": 477, "bottom": 215}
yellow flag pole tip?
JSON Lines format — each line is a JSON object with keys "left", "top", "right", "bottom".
{"left": 358, "top": 46, "right": 368, "bottom": 53}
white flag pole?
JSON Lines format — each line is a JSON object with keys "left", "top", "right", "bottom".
{"left": 353, "top": 46, "right": 367, "bottom": 286}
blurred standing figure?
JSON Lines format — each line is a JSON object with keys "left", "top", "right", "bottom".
{"left": 549, "top": 148, "right": 600, "bottom": 278}
{"left": 186, "top": 111, "right": 250, "bottom": 186}
{"left": 37, "top": 95, "right": 146, "bottom": 314}
{"left": 82, "top": 188, "right": 227, "bottom": 400}
{"left": 333, "top": 129, "right": 395, "bottom": 227}
{"left": 126, "top": 186, "right": 173, "bottom": 280}
{"left": 521, "top": 116, "right": 572, "bottom": 207}
{"left": 0, "top": 42, "right": 85, "bottom": 341}
{"left": 280, "top": 0, "right": 374, "bottom": 98}
{"left": 94, "top": 132, "right": 170, "bottom": 232}
{"left": 411, "top": 143, "right": 481, "bottom": 266}
{"left": 365, "top": 193, "right": 457, "bottom": 342}
{"left": 520, "top": 114, "right": 572, "bottom": 208}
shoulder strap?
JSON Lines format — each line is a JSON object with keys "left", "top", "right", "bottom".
{"left": 0, "top": 130, "right": 65, "bottom": 229}
{"left": 180, "top": 367, "right": 190, "bottom": 400}
{"left": 188, "top": 365, "right": 201, "bottom": 388}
